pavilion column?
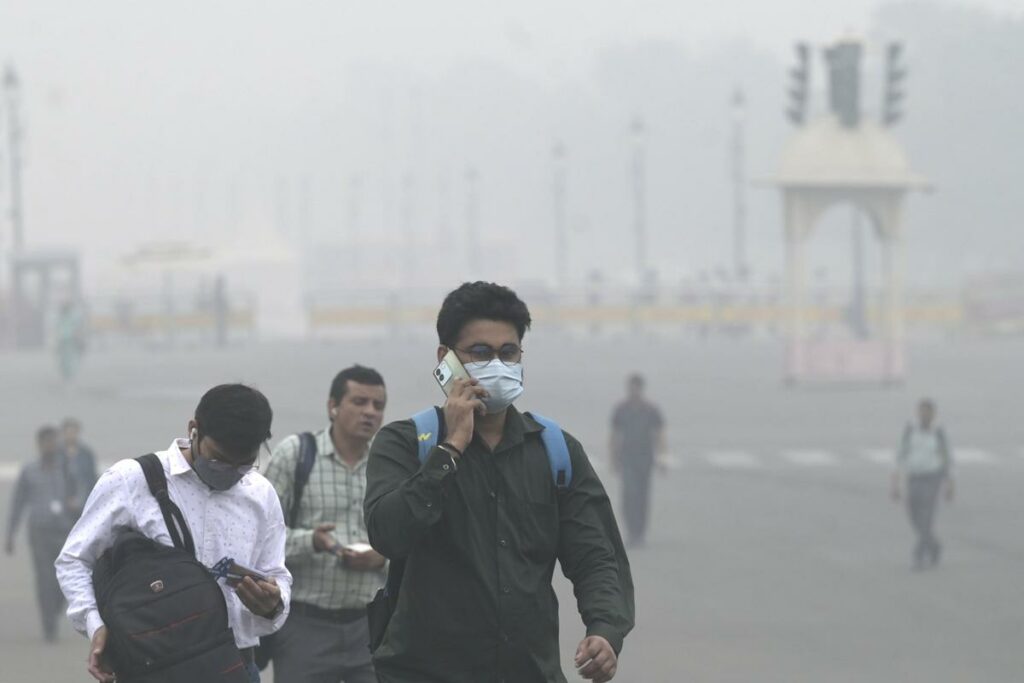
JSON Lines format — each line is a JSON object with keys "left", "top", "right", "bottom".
{"left": 878, "top": 197, "right": 906, "bottom": 380}
{"left": 784, "top": 191, "right": 809, "bottom": 381}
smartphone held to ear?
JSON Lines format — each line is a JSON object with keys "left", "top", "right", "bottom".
{"left": 433, "top": 349, "right": 471, "bottom": 396}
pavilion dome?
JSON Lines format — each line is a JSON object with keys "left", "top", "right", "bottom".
{"left": 771, "top": 116, "right": 930, "bottom": 190}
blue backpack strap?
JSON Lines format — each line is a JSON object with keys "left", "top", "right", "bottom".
{"left": 411, "top": 408, "right": 442, "bottom": 464}
{"left": 528, "top": 412, "right": 572, "bottom": 489}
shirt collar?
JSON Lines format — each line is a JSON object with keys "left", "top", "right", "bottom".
{"left": 320, "top": 425, "right": 370, "bottom": 467}
{"left": 317, "top": 427, "right": 336, "bottom": 459}
{"left": 167, "top": 438, "right": 196, "bottom": 476}
{"left": 492, "top": 405, "right": 543, "bottom": 453}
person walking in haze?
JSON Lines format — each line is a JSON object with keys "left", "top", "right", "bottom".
{"left": 365, "top": 281, "right": 634, "bottom": 683}
{"left": 5, "top": 426, "right": 78, "bottom": 642}
{"left": 56, "top": 384, "right": 292, "bottom": 682}
{"left": 891, "top": 398, "right": 954, "bottom": 571}
{"left": 61, "top": 417, "right": 98, "bottom": 517}
{"left": 262, "top": 365, "right": 388, "bottom": 682}
{"left": 609, "top": 373, "right": 665, "bottom": 548}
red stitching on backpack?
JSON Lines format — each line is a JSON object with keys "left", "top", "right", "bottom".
{"left": 221, "top": 661, "right": 244, "bottom": 674}
{"left": 128, "top": 609, "right": 213, "bottom": 639}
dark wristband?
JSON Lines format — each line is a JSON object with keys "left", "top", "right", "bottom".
{"left": 439, "top": 441, "right": 463, "bottom": 459}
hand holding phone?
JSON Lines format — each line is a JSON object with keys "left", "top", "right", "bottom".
{"left": 339, "top": 543, "right": 386, "bottom": 572}
{"left": 223, "top": 560, "right": 268, "bottom": 588}
{"left": 435, "top": 350, "right": 488, "bottom": 453}
{"left": 433, "top": 349, "right": 472, "bottom": 395}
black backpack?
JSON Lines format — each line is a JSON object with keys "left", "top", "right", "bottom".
{"left": 91, "top": 454, "right": 248, "bottom": 683}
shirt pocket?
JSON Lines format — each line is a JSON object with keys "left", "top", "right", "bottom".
{"left": 513, "top": 499, "right": 560, "bottom": 562}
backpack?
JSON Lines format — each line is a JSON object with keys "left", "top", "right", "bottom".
{"left": 366, "top": 408, "right": 572, "bottom": 653}
{"left": 254, "top": 432, "right": 317, "bottom": 671}
{"left": 91, "top": 454, "right": 248, "bottom": 683}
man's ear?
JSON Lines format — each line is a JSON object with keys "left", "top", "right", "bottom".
{"left": 187, "top": 418, "right": 197, "bottom": 434}
{"left": 437, "top": 345, "right": 448, "bottom": 363}
{"left": 327, "top": 398, "right": 338, "bottom": 419}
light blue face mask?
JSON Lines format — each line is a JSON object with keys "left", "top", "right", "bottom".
{"left": 466, "top": 359, "right": 524, "bottom": 414}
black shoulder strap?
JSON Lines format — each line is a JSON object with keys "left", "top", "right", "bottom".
{"left": 135, "top": 454, "right": 196, "bottom": 555}
{"left": 289, "top": 432, "right": 318, "bottom": 526}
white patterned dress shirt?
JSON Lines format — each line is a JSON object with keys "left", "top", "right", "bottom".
{"left": 55, "top": 439, "right": 292, "bottom": 648}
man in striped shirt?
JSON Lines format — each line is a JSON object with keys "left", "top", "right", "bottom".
{"left": 264, "top": 365, "right": 388, "bottom": 683}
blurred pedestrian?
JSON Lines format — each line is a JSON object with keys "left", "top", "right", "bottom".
{"left": 261, "top": 365, "right": 388, "bottom": 682}
{"left": 610, "top": 373, "right": 666, "bottom": 548}
{"left": 365, "top": 282, "right": 634, "bottom": 683}
{"left": 61, "top": 417, "right": 98, "bottom": 516}
{"left": 5, "top": 426, "right": 77, "bottom": 642}
{"left": 891, "top": 398, "right": 954, "bottom": 571}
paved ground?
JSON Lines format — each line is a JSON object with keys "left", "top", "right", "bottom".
{"left": 1, "top": 334, "right": 1022, "bottom": 682}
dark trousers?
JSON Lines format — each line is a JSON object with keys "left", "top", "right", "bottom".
{"left": 271, "top": 608, "right": 375, "bottom": 683}
{"left": 907, "top": 472, "right": 945, "bottom": 564}
{"left": 622, "top": 456, "right": 654, "bottom": 544}
{"left": 29, "top": 526, "right": 68, "bottom": 640}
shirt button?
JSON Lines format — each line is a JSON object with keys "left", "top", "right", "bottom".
{"left": 442, "top": 463, "right": 450, "bottom": 472}
{"left": 499, "top": 538, "right": 508, "bottom": 547}
{"left": 425, "top": 501, "right": 433, "bottom": 508}
{"left": 500, "top": 632, "right": 510, "bottom": 642}
{"left": 489, "top": 491, "right": 496, "bottom": 499}
{"left": 501, "top": 585, "right": 511, "bottom": 594}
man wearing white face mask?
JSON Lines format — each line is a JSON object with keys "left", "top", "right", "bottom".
{"left": 365, "top": 281, "right": 634, "bottom": 683}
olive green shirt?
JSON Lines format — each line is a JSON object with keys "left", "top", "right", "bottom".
{"left": 364, "top": 406, "right": 634, "bottom": 683}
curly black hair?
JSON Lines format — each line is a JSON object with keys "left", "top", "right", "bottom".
{"left": 436, "top": 281, "right": 532, "bottom": 347}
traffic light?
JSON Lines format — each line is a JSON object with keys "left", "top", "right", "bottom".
{"left": 882, "top": 42, "right": 906, "bottom": 126}
{"left": 785, "top": 43, "right": 810, "bottom": 126}
{"left": 824, "top": 40, "right": 862, "bottom": 128}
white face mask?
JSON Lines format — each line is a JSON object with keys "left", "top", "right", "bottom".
{"left": 466, "top": 359, "right": 524, "bottom": 414}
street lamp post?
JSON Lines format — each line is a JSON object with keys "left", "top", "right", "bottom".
{"left": 4, "top": 64, "right": 24, "bottom": 255}
{"left": 630, "top": 116, "right": 647, "bottom": 286}
{"left": 551, "top": 140, "right": 568, "bottom": 290}
{"left": 465, "top": 166, "right": 480, "bottom": 276}
{"left": 731, "top": 87, "right": 748, "bottom": 280}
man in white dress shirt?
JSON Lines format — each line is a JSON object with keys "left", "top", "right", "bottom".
{"left": 56, "top": 383, "right": 292, "bottom": 682}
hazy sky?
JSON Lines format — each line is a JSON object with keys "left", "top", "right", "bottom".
{"left": 0, "top": 0, "right": 1020, "bottom": 293}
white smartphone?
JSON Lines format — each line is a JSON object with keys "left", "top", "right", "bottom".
{"left": 433, "top": 349, "right": 471, "bottom": 396}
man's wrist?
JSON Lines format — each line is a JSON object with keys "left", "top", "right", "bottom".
{"left": 261, "top": 598, "right": 285, "bottom": 619}
{"left": 446, "top": 433, "right": 470, "bottom": 454}
{"left": 439, "top": 441, "right": 463, "bottom": 459}
{"left": 86, "top": 610, "right": 106, "bottom": 641}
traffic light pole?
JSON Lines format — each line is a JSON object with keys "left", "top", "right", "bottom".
{"left": 630, "top": 117, "right": 647, "bottom": 286}
{"left": 4, "top": 64, "right": 24, "bottom": 255}
{"left": 731, "top": 88, "right": 748, "bottom": 279}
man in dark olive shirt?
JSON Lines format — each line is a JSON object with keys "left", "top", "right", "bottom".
{"left": 365, "top": 281, "right": 634, "bottom": 683}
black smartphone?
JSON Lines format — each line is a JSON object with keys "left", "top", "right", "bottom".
{"left": 224, "top": 560, "right": 267, "bottom": 587}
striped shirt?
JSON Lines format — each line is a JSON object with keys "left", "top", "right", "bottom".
{"left": 263, "top": 427, "right": 384, "bottom": 610}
